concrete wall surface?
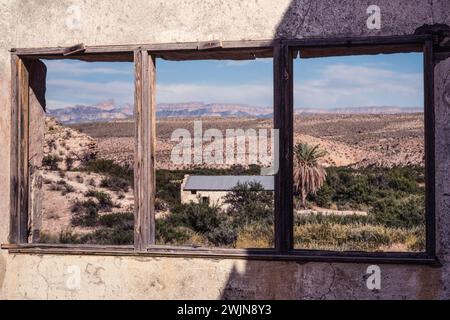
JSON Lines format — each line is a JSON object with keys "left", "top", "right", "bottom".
{"left": 1, "top": 0, "right": 450, "bottom": 299}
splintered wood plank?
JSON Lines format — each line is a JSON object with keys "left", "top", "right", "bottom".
{"left": 18, "top": 57, "right": 30, "bottom": 243}
{"left": 62, "top": 43, "right": 85, "bottom": 56}
{"left": 9, "top": 54, "right": 19, "bottom": 244}
{"left": 29, "top": 171, "right": 43, "bottom": 243}
{"left": 148, "top": 54, "right": 157, "bottom": 246}
{"left": 133, "top": 50, "right": 143, "bottom": 250}
{"left": 197, "top": 40, "right": 223, "bottom": 50}
{"left": 133, "top": 50, "right": 156, "bottom": 250}
{"left": 142, "top": 50, "right": 156, "bottom": 246}
{"left": 26, "top": 59, "right": 47, "bottom": 243}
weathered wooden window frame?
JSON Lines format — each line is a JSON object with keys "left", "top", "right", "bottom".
{"left": 3, "top": 36, "right": 439, "bottom": 265}
{"left": 278, "top": 35, "right": 437, "bottom": 264}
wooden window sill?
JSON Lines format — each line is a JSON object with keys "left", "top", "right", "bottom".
{"left": 1, "top": 244, "right": 440, "bottom": 266}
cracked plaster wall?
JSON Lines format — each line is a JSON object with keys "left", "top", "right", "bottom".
{"left": 0, "top": 0, "right": 450, "bottom": 299}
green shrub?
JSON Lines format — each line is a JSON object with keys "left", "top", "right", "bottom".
{"left": 83, "top": 159, "right": 133, "bottom": 187}
{"left": 295, "top": 213, "right": 370, "bottom": 226}
{"left": 85, "top": 190, "right": 113, "bottom": 211}
{"left": 156, "top": 220, "right": 198, "bottom": 245}
{"left": 42, "top": 155, "right": 61, "bottom": 170}
{"left": 61, "top": 183, "right": 75, "bottom": 196}
{"left": 293, "top": 212, "right": 425, "bottom": 252}
{"left": 170, "top": 201, "right": 224, "bottom": 234}
{"left": 49, "top": 180, "right": 75, "bottom": 195}
{"left": 88, "top": 178, "right": 96, "bottom": 187}
{"left": 309, "top": 184, "right": 334, "bottom": 208}
{"left": 294, "top": 221, "right": 425, "bottom": 252}
{"left": 59, "top": 229, "right": 82, "bottom": 244}
{"left": 369, "top": 195, "right": 425, "bottom": 228}
{"left": 167, "top": 201, "right": 237, "bottom": 246}
{"left": 236, "top": 222, "right": 274, "bottom": 248}
{"left": 39, "top": 230, "right": 82, "bottom": 244}
{"left": 306, "top": 166, "right": 426, "bottom": 229}
{"left": 80, "top": 226, "right": 133, "bottom": 245}
{"left": 152, "top": 165, "right": 426, "bottom": 250}
{"left": 155, "top": 198, "right": 169, "bottom": 212}
{"left": 71, "top": 199, "right": 99, "bottom": 227}
{"left": 98, "top": 212, "right": 134, "bottom": 228}
{"left": 65, "top": 157, "right": 74, "bottom": 171}
{"left": 223, "top": 181, "right": 274, "bottom": 226}
{"left": 67, "top": 212, "right": 135, "bottom": 245}
{"left": 100, "top": 176, "right": 130, "bottom": 192}
{"left": 38, "top": 231, "right": 58, "bottom": 244}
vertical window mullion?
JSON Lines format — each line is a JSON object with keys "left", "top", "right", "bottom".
{"left": 424, "top": 38, "right": 436, "bottom": 258}
{"left": 274, "top": 43, "right": 294, "bottom": 253}
{"left": 134, "top": 49, "right": 156, "bottom": 251}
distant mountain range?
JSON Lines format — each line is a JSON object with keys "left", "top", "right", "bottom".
{"left": 156, "top": 103, "right": 273, "bottom": 119}
{"left": 48, "top": 100, "right": 134, "bottom": 124}
{"left": 48, "top": 101, "right": 423, "bottom": 124}
{"left": 295, "top": 106, "right": 423, "bottom": 115}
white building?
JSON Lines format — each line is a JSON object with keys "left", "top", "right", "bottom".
{"left": 180, "top": 175, "right": 274, "bottom": 207}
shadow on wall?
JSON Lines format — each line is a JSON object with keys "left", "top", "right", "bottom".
{"left": 218, "top": 0, "right": 324, "bottom": 300}
{"left": 218, "top": 0, "right": 442, "bottom": 300}
{"left": 220, "top": 262, "right": 303, "bottom": 300}
{"left": 219, "top": 0, "right": 356, "bottom": 301}
{"left": 274, "top": 0, "right": 373, "bottom": 40}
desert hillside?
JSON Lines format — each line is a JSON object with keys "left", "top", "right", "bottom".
{"left": 38, "top": 118, "right": 135, "bottom": 240}
{"left": 69, "top": 113, "right": 424, "bottom": 169}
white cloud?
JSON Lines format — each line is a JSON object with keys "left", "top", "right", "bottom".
{"left": 295, "top": 63, "right": 423, "bottom": 109}
{"left": 45, "top": 60, "right": 132, "bottom": 76}
{"left": 46, "top": 79, "right": 134, "bottom": 109}
{"left": 47, "top": 99, "right": 82, "bottom": 109}
{"left": 222, "top": 60, "right": 253, "bottom": 67}
{"left": 45, "top": 61, "right": 422, "bottom": 111}
{"left": 47, "top": 79, "right": 273, "bottom": 109}
{"left": 157, "top": 83, "right": 273, "bottom": 106}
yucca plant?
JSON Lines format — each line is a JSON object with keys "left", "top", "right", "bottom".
{"left": 293, "top": 143, "right": 328, "bottom": 208}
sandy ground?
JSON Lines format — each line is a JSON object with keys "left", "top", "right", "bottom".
{"left": 41, "top": 170, "right": 134, "bottom": 235}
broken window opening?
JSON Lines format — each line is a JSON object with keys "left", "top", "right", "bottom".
{"left": 154, "top": 57, "right": 275, "bottom": 249}
{"left": 7, "top": 36, "right": 437, "bottom": 264}
{"left": 292, "top": 52, "right": 425, "bottom": 253}
{"left": 25, "top": 57, "right": 136, "bottom": 246}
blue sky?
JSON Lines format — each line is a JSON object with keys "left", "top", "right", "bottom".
{"left": 44, "top": 52, "right": 423, "bottom": 110}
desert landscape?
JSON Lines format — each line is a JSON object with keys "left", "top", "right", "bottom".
{"left": 68, "top": 112, "right": 424, "bottom": 170}
{"left": 34, "top": 104, "right": 425, "bottom": 252}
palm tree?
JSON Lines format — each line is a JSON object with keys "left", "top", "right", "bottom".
{"left": 293, "top": 143, "right": 327, "bottom": 209}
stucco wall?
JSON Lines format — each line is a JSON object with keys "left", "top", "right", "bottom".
{"left": 1, "top": 0, "right": 450, "bottom": 299}
{"left": 181, "top": 190, "right": 230, "bottom": 207}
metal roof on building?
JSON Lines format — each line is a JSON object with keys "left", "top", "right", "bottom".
{"left": 183, "top": 175, "right": 274, "bottom": 191}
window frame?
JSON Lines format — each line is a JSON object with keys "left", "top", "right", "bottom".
{"left": 279, "top": 35, "right": 436, "bottom": 262}
{"left": 4, "top": 36, "right": 439, "bottom": 265}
